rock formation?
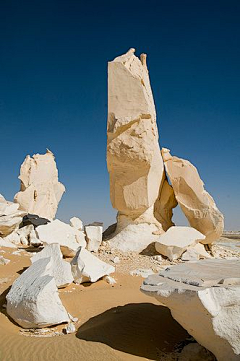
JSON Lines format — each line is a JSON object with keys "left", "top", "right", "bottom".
{"left": 36, "top": 219, "right": 86, "bottom": 257}
{"left": 7, "top": 257, "right": 70, "bottom": 328}
{"left": 155, "top": 226, "right": 206, "bottom": 261}
{"left": 161, "top": 148, "right": 224, "bottom": 244}
{"left": 14, "top": 150, "right": 65, "bottom": 220}
{"left": 0, "top": 195, "right": 25, "bottom": 237}
{"left": 106, "top": 48, "right": 165, "bottom": 252}
{"left": 141, "top": 259, "right": 240, "bottom": 361}
{"left": 71, "top": 247, "right": 115, "bottom": 283}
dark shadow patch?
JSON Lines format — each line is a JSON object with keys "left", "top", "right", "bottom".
{"left": 76, "top": 303, "right": 189, "bottom": 360}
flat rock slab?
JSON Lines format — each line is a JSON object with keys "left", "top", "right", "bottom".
{"left": 141, "top": 259, "right": 240, "bottom": 361}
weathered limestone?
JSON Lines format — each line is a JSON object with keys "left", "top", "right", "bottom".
{"left": 154, "top": 177, "right": 177, "bottom": 231}
{"left": 85, "top": 224, "right": 103, "bottom": 252}
{"left": 31, "top": 244, "right": 73, "bottom": 287}
{"left": 0, "top": 195, "right": 25, "bottom": 237}
{"left": 36, "top": 219, "right": 86, "bottom": 257}
{"left": 6, "top": 257, "right": 70, "bottom": 328}
{"left": 107, "top": 48, "right": 165, "bottom": 252}
{"left": 155, "top": 226, "right": 206, "bottom": 261}
{"left": 141, "top": 259, "right": 240, "bottom": 361}
{"left": 181, "top": 243, "right": 212, "bottom": 261}
{"left": 14, "top": 150, "right": 65, "bottom": 220}
{"left": 71, "top": 247, "right": 115, "bottom": 284}
{"left": 0, "top": 237, "right": 17, "bottom": 248}
{"left": 70, "top": 217, "right": 83, "bottom": 231}
{"left": 162, "top": 148, "right": 224, "bottom": 244}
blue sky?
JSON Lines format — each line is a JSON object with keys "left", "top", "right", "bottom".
{"left": 0, "top": 0, "right": 239, "bottom": 230}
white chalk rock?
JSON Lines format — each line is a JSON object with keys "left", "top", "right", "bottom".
{"left": 162, "top": 148, "right": 224, "bottom": 244}
{"left": 182, "top": 243, "right": 212, "bottom": 261}
{"left": 0, "top": 256, "right": 10, "bottom": 265}
{"left": 103, "top": 275, "right": 116, "bottom": 285}
{"left": 31, "top": 244, "right": 73, "bottom": 287}
{"left": 85, "top": 224, "right": 103, "bottom": 252}
{"left": 141, "top": 259, "right": 240, "bottom": 361}
{"left": 0, "top": 195, "right": 25, "bottom": 237}
{"left": 130, "top": 269, "right": 154, "bottom": 278}
{"left": 0, "top": 237, "right": 17, "bottom": 249}
{"left": 155, "top": 226, "right": 205, "bottom": 261}
{"left": 36, "top": 219, "right": 86, "bottom": 257}
{"left": 3, "top": 231, "right": 21, "bottom": 245}
{"left": 6, "top": 257, "right": 70, "bottom": 328}
{"left": 70, "top": 217, "right": 83, "bottom": 231}
{"left": 14, "top": 150, "right": 65, "bottom": 220}
{"left": 71, "top": 247, "right": 115, "bottom": 284}
{"left": 107, "top": 49, "right": 165, "bottom": 252}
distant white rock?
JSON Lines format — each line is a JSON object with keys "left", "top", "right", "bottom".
{"left": 0, "top": 256, "right": 10, "bottom": 265}
{"left": 36, "top": 219, "right": 86, "bottom": 257}
{"left": 130, "top": 269, "right": 154, "bottom": 278}
{"left": 6, "top": 257, "right": 70, "bottom": 328}
{"left": 0, "top": 237, "right": 17, "bottom": 249}
{"left": 155, "top": 226, "right": 206, "bottom": 261}
{"left": 31, "top": 244, "right": 73, "bottom": 288}
{"left": 71, "top": 247, "right": 115, "bottom": 284}
{"left": 85, "top": 224, "right": 103, "bottom": 252}
{"left": 141, "top": 259, "right": 240, "bottom": 361}
{"left": 70, "top": 217, "right": 83, "bottom": 231}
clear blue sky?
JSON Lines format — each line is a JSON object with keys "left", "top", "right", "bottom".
{"left": 0, "top": 0, "right": 239, "bottom": 230}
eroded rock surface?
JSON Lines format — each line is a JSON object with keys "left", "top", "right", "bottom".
{"left": 14, "top": 150, "right": 65, "bottom": 220}
{"left": 0, "top": 195, "right": 25, "bottom": 237}
{"left": 162, "top": 148, "right": 224, "bottom": 244}
{"left": 106, "top": 49, "right": 165, "bottom": 252}
{"left": 141, "top": 259, "right": 240, "bottom": 361}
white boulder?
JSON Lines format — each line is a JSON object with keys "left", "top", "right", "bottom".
{"left": 71, "top": 247, "right": 115, "bottom": 284}
{"left": 0, "top": 237, "right": 17, "bottom": 249}
{"left": 36, "top": 219, "right": 86, "bottom": 257}
{"left": 6, "top": 257, "right": 70, "bottom": 328}
{"left": 155, "top": 226, "right": 205, "bottom": 261}
{"left": 141, "top": 259, "right": 240, "bottom": 361}
{"left": 181, "top": 243, "right": 211, "bottom": 261}
{"left": 0, "top": 195, "right": 25, "bottom": 237}
{"left": 31, "top": 244, "right": 73, "bottom": 288}
{"left": 70, "top": 217, "right": 83, "bottom": 231}
{"left": 85, "top": 224, "right": 103, "bottom": 252}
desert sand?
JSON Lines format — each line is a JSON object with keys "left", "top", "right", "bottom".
{"left": 0, "top": 245, "right": 191, "bottom": 361}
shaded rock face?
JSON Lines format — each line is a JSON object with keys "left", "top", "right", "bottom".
{"left": 141, "top": 259, "right": 240, "bottom": 361}
{"left": 106, "top": 49, "right": 165, "bottom": 252}
{"left": 162, "top": 148, "right": 224, "bottom": 244}
{"left": 154, "top": 177, "right": 177, "bottom": 231}
{"left": 14, "top": 150, "right": 65, "bottom": 220}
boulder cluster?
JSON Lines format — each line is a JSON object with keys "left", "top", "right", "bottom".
{"left": 0, "top": 49, "right": 239, "bottom": 361}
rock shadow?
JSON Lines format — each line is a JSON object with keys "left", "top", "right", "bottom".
{"left": 76, "top": 302, "right": 189, "bottom": 360}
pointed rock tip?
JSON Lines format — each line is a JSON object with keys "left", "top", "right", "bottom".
{"left": 161, "top": 148, "right": 172, "bottom": 161}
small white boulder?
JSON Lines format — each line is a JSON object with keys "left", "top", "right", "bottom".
{"left": 85, "top": 224, "right": 103, "bottom": 252}
{"left": 70, "top": 217, "right": 83, "bottom": 231}
{"left": 71, "top": 247, "right": 115, "bottom": 284}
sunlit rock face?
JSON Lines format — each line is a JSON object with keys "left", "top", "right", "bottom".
{"left": 14, "top": 150, "right": 65, "bottom": 220}
{"left": 107, "top": 48, "right": 165, "bottom": 252}
{"left": 161, "top": 148, "right": 224, "bottom": 244}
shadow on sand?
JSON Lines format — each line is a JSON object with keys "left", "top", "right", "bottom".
{"left": 76, "top": 302, "right": 189, "bottom": 360}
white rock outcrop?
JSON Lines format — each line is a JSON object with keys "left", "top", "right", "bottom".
{"left": 107, "top": 49, "right": 165, "bottom": 252}
{"left": 161, "top": 148, "right": 224, "bottom": 244}
{"left": 14, "top": 150, "right": 65, "bottom": 220}
{"left": 36, "top": 219, "right": 86, "bottom": 257}
{"left": 155, "top": 226, "right": 206, "bottom": 261}
{"left": 6, "top": 257, "right": 70, "bottom": 328}
{"left": 141, "top": 259, "right": 240, "bottom": 361}
{"left": 181, "top": 243, "right": 212, "bottom": 261}
{"left": 85, "top": 224, "right": 103, "bottom": 252}
{"left": 0, "top": 195, "right": 25, "bottom": 237}
{"left": 71, "top": 247, "right": 115, "bottom": 284}
{"left": 70, "top": 217, "right": 83, "bottom": 231}
{"left": 31, "top": 244, "right": 73, "bottom": 288}
{"left": 0, "top": 237, "right": 17, "bottom": 248}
